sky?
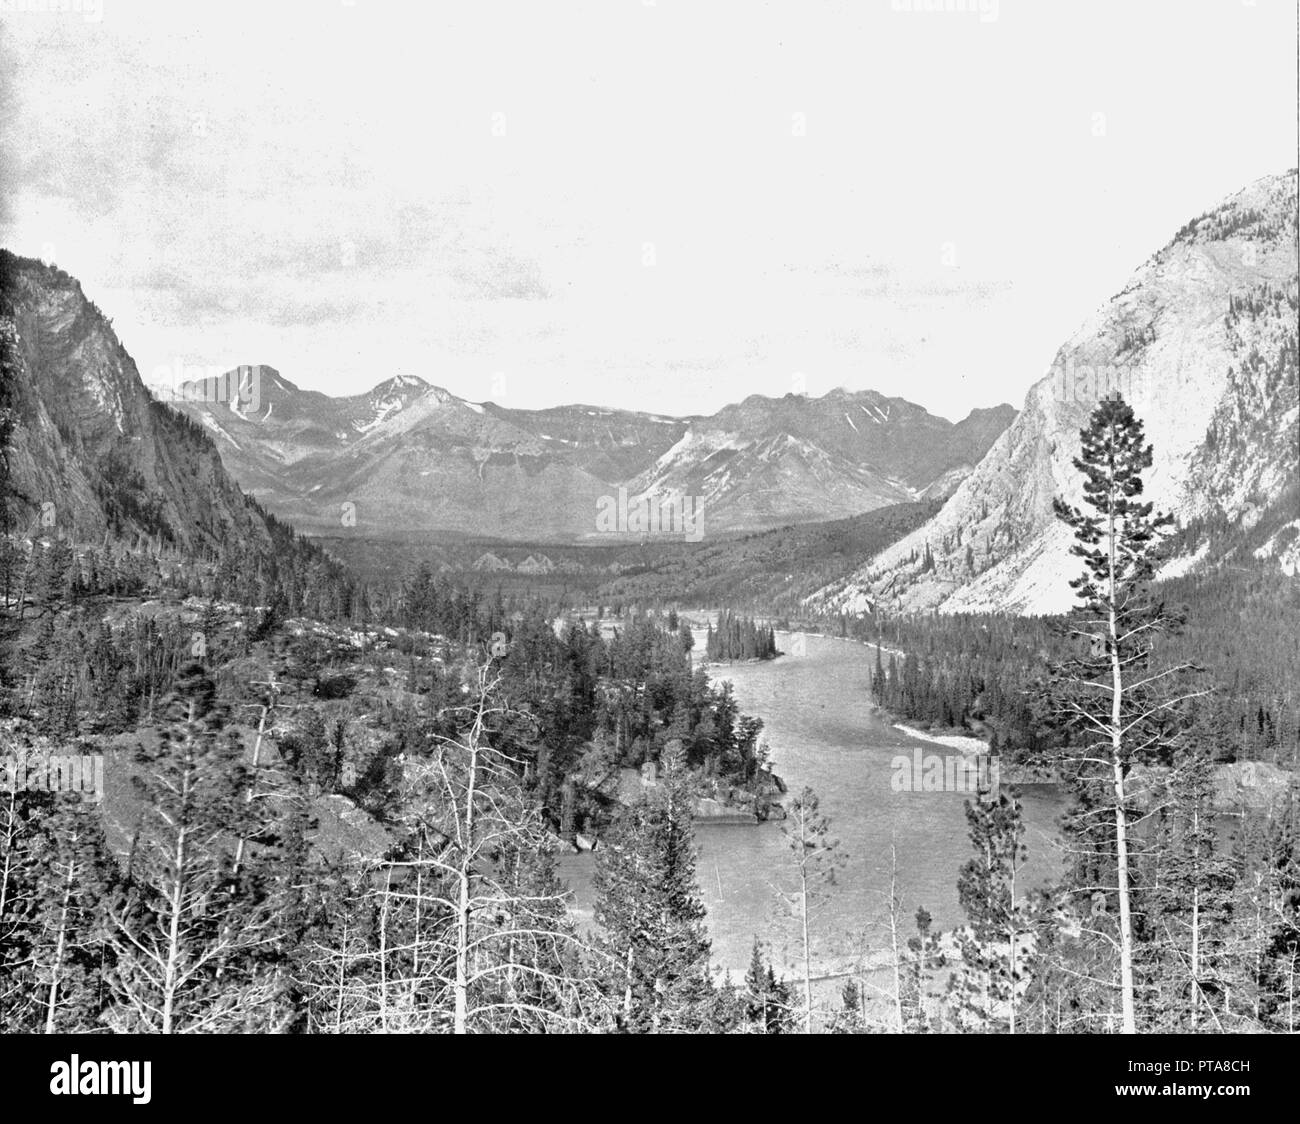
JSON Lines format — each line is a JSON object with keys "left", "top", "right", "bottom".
{"left": 1, "top": 0, "right": 1295, "bottom": 421}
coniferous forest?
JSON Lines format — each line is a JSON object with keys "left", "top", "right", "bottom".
{"left": 2, "top": 6, "right": 1298, "bottom": 1075}
{"left": 2, "top": 388, "right": 1297, "bottom": 1036}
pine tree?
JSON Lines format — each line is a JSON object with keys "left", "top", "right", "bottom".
{"left": 742, "top": 937, "right": 793, "bottom": 1033}
{"left": 1042, "top": 393, "right": 1205, "bottom": 1033}
{"left": 28, "top": 798, "right": 116, "bottom": 1032}
{"left": 950, "top": 789, "right": 1031, "bottom": 1032}
{"left": 593, "top": 739, "right": 713, "bottom": 1032}
{"left": 379, "top": 657, "right": 598, "bottom": 1032}
{"left": 1147, "top": 744, "right": 1238, "bottom": 1029}
{"left": 830, "top": 978, "right": 865, "bottom": 1033}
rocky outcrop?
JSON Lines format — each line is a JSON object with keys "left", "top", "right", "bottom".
{"left": 1129, "top": 760, "right": 1296, "bottom": 815}
{"left": 816, "top": 170, "right": 1298, "bottom": 615}
{"left": 0, "top": 251, "right": 290, "bottom": 556}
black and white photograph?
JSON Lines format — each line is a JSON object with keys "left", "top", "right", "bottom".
{"left": 0, "top": 0, "right": 1297, "bottom": 1099}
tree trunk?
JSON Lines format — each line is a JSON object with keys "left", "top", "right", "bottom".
{"left": 44, "top": 853, "right": 76, "bottom": 1033}
{"left": 232, "top": 699, "right": 271, "bottom": 877}
{"left": 1108, "top": 492, "right": 1137, "bottom": 1035}
{"left": 453, "top": 706, "right": 481, "bottom": 1034}
{"left": 800, "top": 872, "right": 812, "bottom": 1033}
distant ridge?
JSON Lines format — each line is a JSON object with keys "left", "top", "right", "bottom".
{"left": 168, "top": 369, "right": 1015, "bottom": 541}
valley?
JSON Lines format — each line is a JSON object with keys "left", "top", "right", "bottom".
{"left": 0, "top": 155, "right": 1296, "bottom": 1039}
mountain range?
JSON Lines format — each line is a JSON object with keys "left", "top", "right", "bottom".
{"left": 165, "top": 369, "right": 1015, "bottom": 541}
{"left": 5, "top": 167, "right": 1293, "bottom": 616}
{"left": 814, "top": 169, "right": 1299, "bottom": 616}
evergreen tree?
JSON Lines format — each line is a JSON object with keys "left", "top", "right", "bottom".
{"left": 1147, "top": 745, "right": 1238, "bottom": 1029}
{"left": 1041, "top": 393, "right": 1204, "bottom": 1033}
{"left": 742, "top": 937, "right": 793, "bottom": 1033}
{"left": 950, "top": 789, "right": 1031, "bottom": 1032}
{"left": 0, "top": 781, "right": 115, "bottom": 1031}
{"left": 593, "top": 739, "right": 713, "bottom": 1031}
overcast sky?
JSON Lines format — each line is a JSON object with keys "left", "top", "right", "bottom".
{"left": 1, "top": 0, "right": 1295, "bottom": 420}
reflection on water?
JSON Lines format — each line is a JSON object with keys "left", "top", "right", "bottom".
{"left": 558, "top": 631, "right": 1065, "bottom": 977}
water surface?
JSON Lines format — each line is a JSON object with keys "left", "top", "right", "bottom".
{"left": 559, "top": 630, "right": 1064, "bottom": 977}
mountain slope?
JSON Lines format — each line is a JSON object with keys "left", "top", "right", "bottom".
{"left": 595, "top": 498, "right": 942, "bottom": 610}
{"left": 0, "top": 251, "right": 293, "bottom": 556}
{"left": 816, "top": 169, "right": 1299, "bottom": 615}
{"left": 626, "top": 391, "right": 1015, "bottom": 532}
{"left": 275, "top": 390, "right": 615, "bottom": 538}
{"left": 480, "top": 401, "right": 689, "bottom": 483}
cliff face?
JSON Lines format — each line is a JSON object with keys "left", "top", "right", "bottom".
{"left": 817, "top": 170, "right": 1299, "bottom": 615}
{"left": 0, "top": 251, "right": 279, "bottom": 554}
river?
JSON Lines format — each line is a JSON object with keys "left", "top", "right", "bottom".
{"left": 557, "top": 629, "right": 1065, "bottom": 979}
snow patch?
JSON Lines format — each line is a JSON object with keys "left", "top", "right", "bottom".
{"left": 1155, "top": 541, "right": 1210, "bottom": 582}
{"left": 200, "top": 414, "right": 240, "bottom": 447}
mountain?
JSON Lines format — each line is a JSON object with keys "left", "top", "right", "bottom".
{"left": 624, "top": 391, "right": 1015, "bottom": 533}
{"left": 0, "top": 251, "right": 297, "bottom": 557}
{"left": 169, "top": 371, "right": 1015, "bottom": 541}
{"left": 224, "top": 382, "right": 616, "bottom": 539}
{"left": 161, "top": 367, "right": 439, "bottom": 500}
{"left": 479, "top": 401, "right": 689, "bottom": 483}
{"left": 816, "top": 169, "right": 1299, "bottom": 616}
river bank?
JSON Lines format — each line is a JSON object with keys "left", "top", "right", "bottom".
{"left": 887, "top": 719, "right": 989, "bottom": 756}
{"left": 559, "top": 629, "right": 1067, "bottom": 978}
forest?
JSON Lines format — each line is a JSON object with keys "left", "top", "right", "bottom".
{"left": 851, "top": 554, "right": 1300, "bottom": 768}
{"left": 703, "top": 612, "right": 778, "bottom": 662}
{"left": 0, "top": 393, "right": 1297, "bottom": 1034}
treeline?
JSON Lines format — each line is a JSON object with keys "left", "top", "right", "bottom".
{"left": 2, "top": 542, "right": 771, "bottom": 842}
{"left": 864, "top": 615, "right": 1048, "bottom": 759}
{"left": 595, "top": 500, "right": 941, "bottom": 612}
{"left": 849, "top": 552, "right": 1300, "bottom": 767}
{"left": 490, "top": 608, "right": 769, "bottom": 837}
{"left": 705, "top": 612, "right": 777, "bottom": 661}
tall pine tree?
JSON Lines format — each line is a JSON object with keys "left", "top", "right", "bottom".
{"left": 1042, "top": 393, "right": 1204, "bottom": 1033}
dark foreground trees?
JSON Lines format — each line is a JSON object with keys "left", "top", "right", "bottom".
{"left": 592, "top": 739, "right": 717, "bottom": 1031}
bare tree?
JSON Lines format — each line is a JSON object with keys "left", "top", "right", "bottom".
{"left": 776, "top": 786, "right": 845, "bottom": 1033}
{"left": 304, "top": 656, "right": 604, "bottom": 1033}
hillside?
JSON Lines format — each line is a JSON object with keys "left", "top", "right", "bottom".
{"left": 0, "top": 252, "right": 295, "bottom": 557}
{"left": 595, "top": 499, "right": 941, "bottom": 610}
{"left": 816, "top": 169, "right": 1299, "bottom": 615}
{"left": 0, "top": 251, "right": 349, "bottom": 623}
